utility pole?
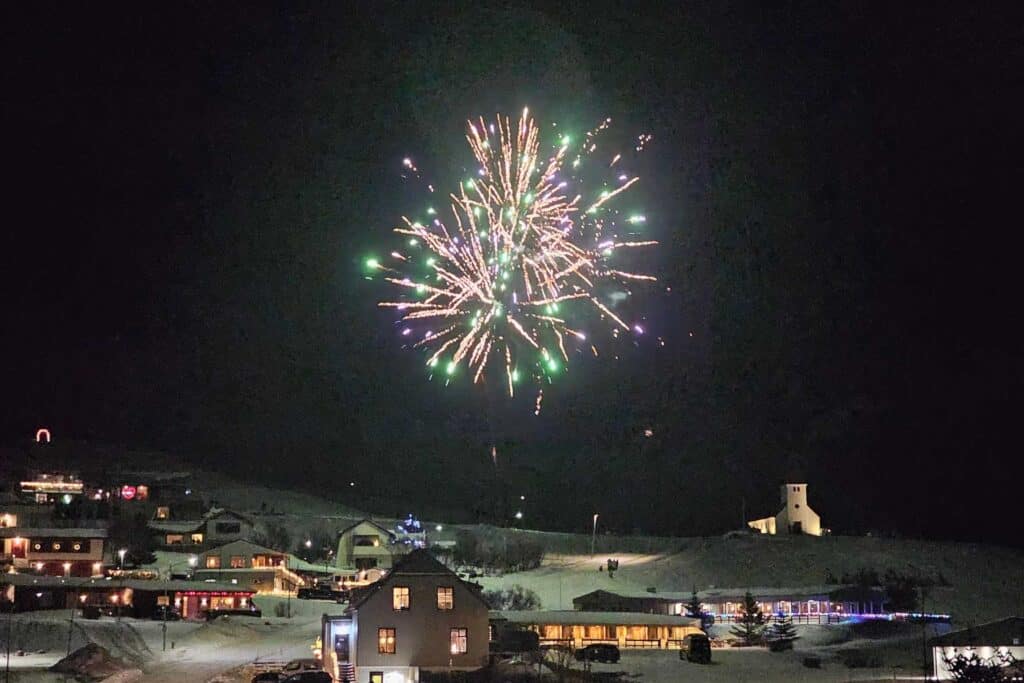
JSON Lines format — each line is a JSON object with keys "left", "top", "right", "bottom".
{"left": 66, "top": 588, "right": 76, "bottom": 657}
{"left": 5, "top": 594, "right": 14, "bottom": 683}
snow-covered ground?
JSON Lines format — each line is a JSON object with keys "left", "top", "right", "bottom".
{"left": 589, "top": 648, "right": 926, "bottom": 682}
{"left": 473, "top": 535, "right": 1024, "bottom": 628}
{"left": 4, "top": 596, "right": 327, "bottom": 683}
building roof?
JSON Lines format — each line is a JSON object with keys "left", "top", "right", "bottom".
{"left": 148, "top": 519, "right": 205, "bottom": 533}
{"left": 0, "top": 527, "right": 107, "bottom": 539}
{"left": 148, "top": 507, "right": 252, "bottom": 534}
{"left": 336, "top": 518, "right": 395, "bottom": 540}
{"left": 493, "top": 610, "right": 700, "bottom": 627}
{"left": 205, "top": 508, "right": 254, "bottom": 525}
{"left": 0, "top": 573, "right": 253, "bottom": 594}
{"left": 198, "top": 539, "right": 285, "bottom": 560}
{"left": 348, "top": 549, "right": 489, "bottom": 611}
{"left": 929, "top": 617, "right": 1024, "bottom": 647}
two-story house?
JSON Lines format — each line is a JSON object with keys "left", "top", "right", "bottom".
{"left": 336, "top": 519, "right": 403, "bottom": 571}
{"left": 193, "top": 539, "right": 304, "bottom": 594}
{"left": 0, "top": 526, "right": 106, "bottom": 577}
{"left": 322, "top": 549, "right": 489, "bottom": 683}
{"left": 148, "top": 508, "right": 253, "bottom": 551}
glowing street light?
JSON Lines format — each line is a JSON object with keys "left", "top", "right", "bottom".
{"left": 514, "top": 511, "right": 523, "bottom": 520}
{"left": 591, "top": 514, "right": 599, "bottom": 556}
{"left": 117, "top": 548, "right": 127, "bottom": 569}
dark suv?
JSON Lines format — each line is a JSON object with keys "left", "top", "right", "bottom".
{"left": 679, "top": 633, "right": 711, "bottom": 664}
{"left": 574, "top": 643, "right": 620, "bottom": 663}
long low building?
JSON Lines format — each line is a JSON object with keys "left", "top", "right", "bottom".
{"left": 928, "top": 617, "right": 1024, "bottom": 680}
{"left": 0, "top": 573, "right": 255, "bottom": 619}
{"left": 491, "top": 610, "right": 702, "bottom": 649}
{"left": 573, "top": 585, "right": 889, "bottom": 623}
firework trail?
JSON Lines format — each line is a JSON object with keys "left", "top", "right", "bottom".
{"left": 370, "top": 108, "right": 656, "bottom": 402}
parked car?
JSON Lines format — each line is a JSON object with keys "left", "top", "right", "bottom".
{"left": 296, "top": 587, "right": 334, "bottom": 600}
{"left": 151, "top": 606, "right": 182, "bottom": 621}
{"left": 574, "top": 643, "right": 620, "bottom": 663}
{"left": 281, "top": 659, "right": 320, "bottom": 673}
{"left": 679, "top": 633, "right": 711, "bottom": 663}
{"left": 251, "top": 672, "right": 283, "bottom": 683}
{"left": 280, "top": 672, "right": 332, "bottom": 683}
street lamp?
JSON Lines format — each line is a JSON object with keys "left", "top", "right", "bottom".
{"left": 514, "top": 511, "right": 523, "bottom": 520}
{"left": 591, "top": 514, "right": 599, "bottom": 556}
{"left": 117, "top": 548, "right": 127, "bottom": 569}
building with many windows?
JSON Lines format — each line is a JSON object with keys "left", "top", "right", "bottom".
{"left": 491, "top": 610, "right": 702, "bottom": 650}
{"left": 193, "top": 539, "right": 305, "bottom": 594}
{"left": 321, "top": 549, "right": 489, "bottom": 683}
{"left": 572, "top": 585, "right": 889, "bottom": 623}
{"left": 0, "top": 526, "right": 106, "bottom": 577}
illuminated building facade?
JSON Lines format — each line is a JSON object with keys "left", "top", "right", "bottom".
{"left": 748, "top": 483, "right": 826, "bottom": 536}
{"left": 321, "top": 550, "right": 489, "bottom": 683}
{"left": 0, "top": 526, "right": 106, "bottom": 577}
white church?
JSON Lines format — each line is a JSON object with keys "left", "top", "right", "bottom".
{"left": 748, "top": 483, "right": 827, "bottom": 536}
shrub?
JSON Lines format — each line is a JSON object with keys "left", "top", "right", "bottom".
{"left": 482, "top": 585, "right": 542, "bottom": 611}
{"left": 253, "top": 522, "right": 291, "bottom": 553}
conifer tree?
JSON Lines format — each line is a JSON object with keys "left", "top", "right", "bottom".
{"left": 685, "top": 585, "right": 703, "bottom": 619}
{"left": 729, "top": 591, "right": 768, "bottom": 645}
{"left": 767, "top": 611, "right": 798, "bottom": 651}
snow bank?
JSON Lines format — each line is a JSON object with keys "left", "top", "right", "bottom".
{"left": 51, "top": 643, "right": 129, "bottom": 680}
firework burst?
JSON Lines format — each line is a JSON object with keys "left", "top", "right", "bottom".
{"left": 371, "top": 108, "right": 656, "bottom": 399}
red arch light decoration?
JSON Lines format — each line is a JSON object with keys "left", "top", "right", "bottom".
{"left": 35, "top": 428, "right": 51, "bottom": 444}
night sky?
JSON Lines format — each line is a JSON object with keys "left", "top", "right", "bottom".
{"left": 4, "top": 3, "right": 1021, "bottom": 544}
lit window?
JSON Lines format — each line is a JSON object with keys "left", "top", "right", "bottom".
{"left": 230, "top": 556, "right": 245, "bottom": 568}
{"left": 393, "top": 586, "right": 409, "bottom": 610}
{"left": 450, "top": 628, "right": 468, "bottom": 654}
{"left": 156, "top": 507, "right": 170, "bottom": 520}
{"left": 437, "top": 586, "right": 454, "bottom": 610}
{"left": 190, "top": 533, "right": 204, "bottom": 544}
{"left": 206, "top": 556, "right": 221, "bottom": 569}
{"left": 378, "top": 628, "right": 396, "bottom": 654}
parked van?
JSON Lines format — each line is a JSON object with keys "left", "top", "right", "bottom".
{"left": 679, "top": 633, "right": 711, "bottom": 664}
